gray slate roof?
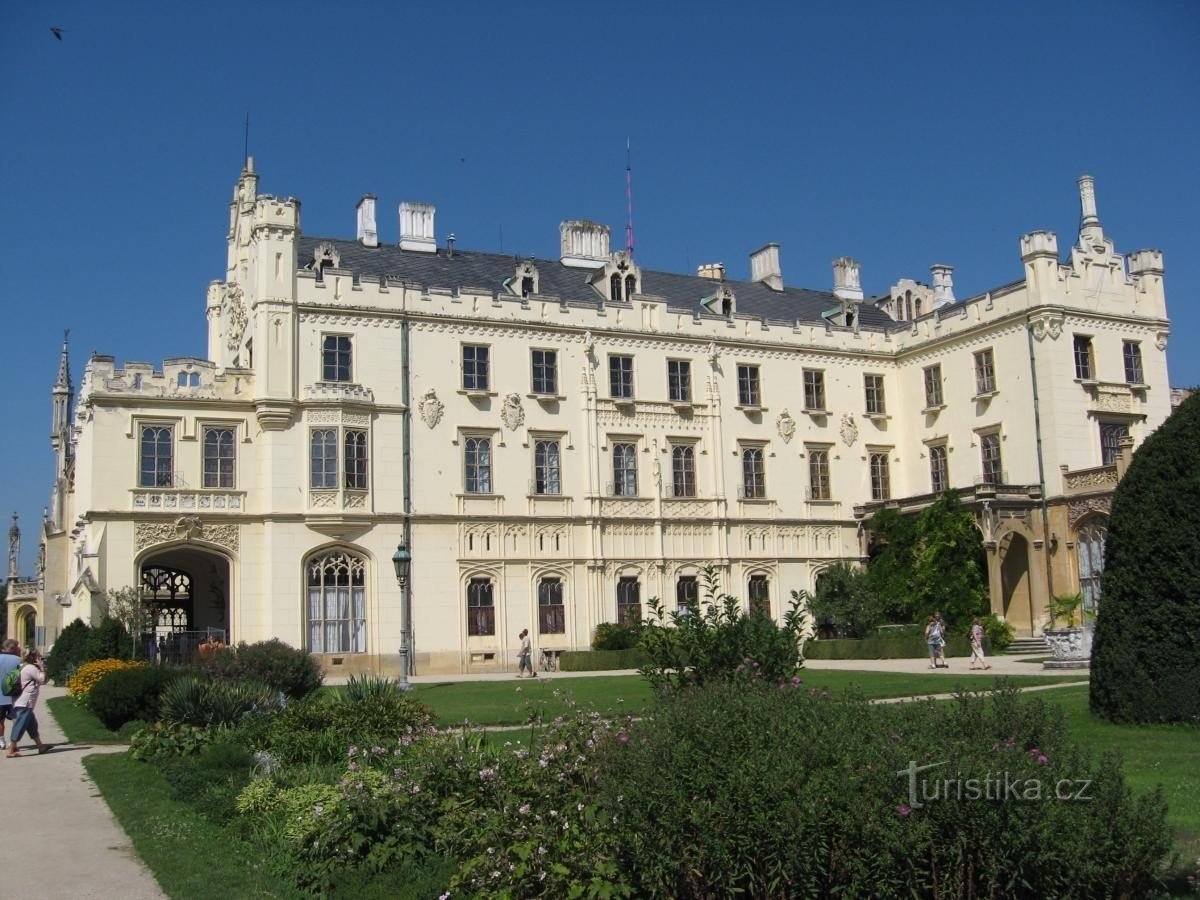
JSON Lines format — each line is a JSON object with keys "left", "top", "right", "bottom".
{"left": 297, "top": 236, "right": 895, "bottom": 330}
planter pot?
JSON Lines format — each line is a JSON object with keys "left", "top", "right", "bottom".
{"left": 1042, "top": 624, "right": 1094, "bottom": 669}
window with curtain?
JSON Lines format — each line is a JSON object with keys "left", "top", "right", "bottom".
{"left": 617, "top": 576, "right": 640, "bottom": 625}
{"left": 538, "top": 577, "right": 565, "bottom": 634}
{"left": 748, "top": 575, "right": 770, "bottom": 617}
{"left": 808, "top": 448, "right": 831, "bottom": 500}
{"left": 870, "top": 452, "right": 891, "bottom": 500}
{"left": 310, "top": 429, "right": 338, "bottom": 489}
{"left": 1076, "top": 521, "right": 1106, "bottom": 615}
{"left": 306, "top": 550, "right": 366, "bottom": 654}
{"left": 467, "top": 577, "right": 495, "bottom": 636}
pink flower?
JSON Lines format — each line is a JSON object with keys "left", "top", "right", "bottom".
{"left": 1037, "top": 754, "right": 1049, "bottom": 764}
{"left": 898, "top": 804, "right": 911, "bottom": 817}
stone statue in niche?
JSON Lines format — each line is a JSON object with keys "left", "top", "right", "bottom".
{"left": 839, "top": 414, "right": 858, "bottom": 447}
{"left": 776, "top": 409, "right": 796, "bottom": 444}
{"left": 501, "top": 393, "right": 525, "bottom": 431}
{"left": 418, "top": 388, "right": 444, "bottom": 429}
{"left": 222, "top": 283, "right": 248, "bottom": 352}
{"left": 707, "top": 340, "right": 720, "bottom": 366}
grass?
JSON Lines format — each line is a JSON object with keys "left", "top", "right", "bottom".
{"left": 84, "top": 753, "right": 456, "bottom": 900}
{"left": 46, "top": 696, "right": 124, "bottom": 743}
{"left": 409, "top": 670, "right": 1088, "bottom": 727}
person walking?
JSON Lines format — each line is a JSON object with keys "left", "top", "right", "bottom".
{"left": 924, "top": 616, "right": 940, "bottom": 669}
{"left": 969, "top": 617, "right": 992, "bottom": 670}
{"left": 6, "top": 649, "right": 49, "bottom": 758}
{"left": 0, "top": 639, "right": 21, "bottom": 750}
{"left": 516, "top": 629, "right": 536, "bottom": 678}
{"left": 933, "top": 613, "right": 949, "bottom": 668}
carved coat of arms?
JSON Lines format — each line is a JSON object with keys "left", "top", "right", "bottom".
{"left": 839, "top": 414, "right": 858, "bottom": 447}
{"left": 501, "top": 393, "right": 525, "bottom": 431}
{"left": 776, "top": 409, "right": 796, "bottom": 444}
{"left": 418, "top": 388, "right": 444, "bottom": 429}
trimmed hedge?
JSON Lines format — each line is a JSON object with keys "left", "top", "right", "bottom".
{"left": 804, "top": 633, "right": 972, "bottom": 660}
{"left": 558, "top": 648, "right": 650, "bottom": 671}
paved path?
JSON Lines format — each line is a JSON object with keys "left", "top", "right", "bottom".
{"left": 1, "top": 685, "right": 165, "bottom": 899}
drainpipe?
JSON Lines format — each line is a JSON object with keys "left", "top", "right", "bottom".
{"left": 400, "top": 301, "right": 413, "bottom": 679}
{"left": 1025, "top": 316, "right": 1054, "bottom": 631}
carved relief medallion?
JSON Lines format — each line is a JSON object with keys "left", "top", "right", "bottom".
{"left": 1029, "top": 312, "right": 1064, "bottom": 342}
{"left": 839, "top": 413, "right": 858, "bottom": 447}
{"left": 501, "top": 393, "right": 525, "bottom": 431}
{"left": 418, "top": 388, "right": 444, "bottom": 429}
{"left": 776, "top": 409, "right": 796, "bottom": 444}
{"left": 135, "top": 516, "right": 239, "bottom": 554}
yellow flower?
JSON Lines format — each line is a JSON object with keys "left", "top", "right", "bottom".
{"left": 67, "top": 658, "right": 149, "bottom": 697}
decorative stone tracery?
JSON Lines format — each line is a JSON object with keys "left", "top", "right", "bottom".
{"left": 1067, "top": 495, "right": 1112, "bottom": 528}
{"left": 135, "top": 516, "right": 239, "bottom": 554}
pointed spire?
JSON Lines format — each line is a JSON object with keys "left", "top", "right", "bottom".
{"left": 7, "top": 512, "right": 19, "bottom": 583}
{"left": 54, "top": 329, "right": 71, "bottom": 393}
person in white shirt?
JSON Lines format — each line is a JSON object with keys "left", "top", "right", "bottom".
{"left": 516, "top": 629, "right": 536, "bottom": 678}
{"left": 6, "top": 649, "right": 49, "bottom": 758}
{"left": 969, "top": 618, "right": 992, "bottom": 670}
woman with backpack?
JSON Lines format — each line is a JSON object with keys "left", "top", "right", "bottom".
{"left": 5, "top": 649, "right": 48, "bottom": 758}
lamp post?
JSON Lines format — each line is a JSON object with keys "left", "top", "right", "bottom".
{"left": 392, "top": 543, "right": 412, "bottom": 690}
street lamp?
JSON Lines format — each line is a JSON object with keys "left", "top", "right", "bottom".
{"left": 392, "top": 543, "right": 413, "bottom": 690}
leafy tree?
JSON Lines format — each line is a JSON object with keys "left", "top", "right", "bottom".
{"left": 101, "top": 586, "right": 155, "bottom": 658}
{"left": 1091, "top": 393, "right": 1200, "bottom": 724}
{"left": 83, "top": 615, "right": 133, "bottom": 662}
{"left": 862, "top": 507, "right": 919, "bottom": 623}
{"left": 46, "top": 618, "right": 91, "bottom": 682}
{"left": 807, "top": 561, "right": 882, "bottom": 638}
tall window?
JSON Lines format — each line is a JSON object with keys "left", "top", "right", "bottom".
{"left": 610, "top": 272, "right": 623, "bottom": 303}
{"left": 668, "top": 360, "right": 692, "bottom": 403}
{"left": 534, "top": 440, "right": 562, "bottom": 495}
{"left": 1073, "top": 336, "right": 1095, "bottom": 381}
{"left": 466, "top": 577, "right": 495, "bottom": 636}
{"left": 869, "top": 452, "right": 890, "bottom": 501}
{"left": 737, "top": 364, "right": 761, "bottom": 407}
{"left": 532, "top": 349, "right": 558, "bottom": 395}
{"left": 929, "top": 444, "right": 948, "bottom": 494}
{"left": 612, "top": 442, "right": 638, "bottom": 496}
{"left": 464, "top": 437, "right": 492, "bottom": 493}
{"left": 306, "top": 550, "right": 366, "bottom": 654}
{"left": 864, "top": 374, "right": 886, "bottom": 415}
{"left": 310, "top": 430, "right": 338, "bottom": 489}
{"left": 322, "top": 335, "right": 352, "bottom": 383}
{"left": 609, "top": 355, "right": 634, "bottom": 399}
{"left": 671, "top": 445, "right": 696, "bottom": 498}
{"left": 676, "top": 575, "right": 699, "bottom": 612}
{"left": 741, "top": 447, "right": 766, "bottom": 499}
{"left": 1076, "top": 520, "right": 1107, "bottom": 616}
{"left": 462, "top": 344, "right": 490, "bottom": 391}
{"left": 1099, "top": 422, "right": 1129, "bottom": 466}
{"left": 803, "top": 369, "right": 825, "bottom": 411}
{"left": 980, "top": 433, "right": 1003, "bottom": 484}
{"left": 616, "top": 577, "right": 641, "bottom": 626}
{"left": 748, "top": 575, "right": 770, "bottom": 617}
{"left": 344, "top": 429, "right": 368, "bottom": 490}
{"left": 203, "top": 427, "right": 236, "bottom": 489}
{"left": 538, "top": 577, "right": 565, "bottom": 634}
{"left": 139, "top": 425, "right": 174, "bottom": 487}
{"left": 924, "top": 365, "right": 943, "bottom": 408}
{"left": 808, "top": 448, "right": 831, "bottom": 500}
{"left": 1122, "top": 341, "right": 1143, "bottom": 384}
{"left": 974, "top": 348, "right": 996, "bottom": 395}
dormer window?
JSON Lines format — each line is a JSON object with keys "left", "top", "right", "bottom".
{"left": 311, "top": 241, "right": 341, "bottom": 278}
{"left": 177, "top": 371, "right": 200, "bottom": 388}
{"left": 610, "top": 272, "right": 624, "bottom": 303}
{"left": 625, "top": 273, "right": 636, "bottom": 299}
{"left": 514, "top": 260, "right": 539, "bottom": 298}
{"left": 598, "top": 250, "right": 639, "bottom": 303}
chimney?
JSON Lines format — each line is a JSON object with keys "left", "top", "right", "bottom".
{"left": 697, "top": 263, "right": 726, "bottom": 281}
{"left": 356, "top": 194, "right": 378, "bottom": 247}
{"left": 1078, "top": 174, "right": 1103, "bottom": 243}
{"left": 930, "top": 264, "right": 955, "bottom": 308}
{"left": 399, "top": 202, "right": 437, "bottom": 253}
{"left": 559, "top": 220, "right": 611, "bottom": 268}
{"left": 832, "top": 257, "right": 863, "bottom": 301}
{"left": 447, "top": 233, "right": 456, "bottom": 258}
{"left": 750, "top": 243, "right": 783, "bottom": 291}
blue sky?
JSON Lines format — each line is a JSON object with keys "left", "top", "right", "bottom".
{"left": 1, "top": 0, "right": 1197, "bottom": 571}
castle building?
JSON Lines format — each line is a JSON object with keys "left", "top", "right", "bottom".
{"left": 6, "top": 164, "right": 1172, "bottom": 673}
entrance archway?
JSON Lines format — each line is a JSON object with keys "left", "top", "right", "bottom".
{"left": 138, "top": 546, "right": 231, "bottom": 659}
{"left": 999, "top": 532, "right": 1034, "bottom": 636}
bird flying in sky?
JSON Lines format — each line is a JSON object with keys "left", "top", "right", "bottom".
{"left": 50, "top": 27, "right": 64, "bottom": 40}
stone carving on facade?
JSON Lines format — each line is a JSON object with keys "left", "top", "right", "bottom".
{"left": 1093, "top": 388, "right": 1132, "bottom": 413}
{"left": 222, "top": 283, "right": 249, "bottom": 351}
{"left": 839, "top": 414, "right": 858, "bottom": 447}
{"left": 135, "top": 516, "right": 239, "bottom": 554}
{"left": 1155, "top": 331, "right": 1168, "bottom": 352}
{"left": 706, "top": 340, "right": 720, "bottom": 366}
{"left": 311, "top": 241, "right": 341, "bottom": 271}
{"left": 776, "top": 409, "right": 796, "bottom": 444}
{"left": 501, "top": 393, "right": 525, "bottom": 431}
{"left": 1029, "top": 312, "right": 1064, "bottom": 341}
{"left": 1064, "top": 467, "right": 1118, "bottom": 491}
{"left": 1068, "top": 495, "right": 1111, "bottom": 528}
{"left": 582, "top": 331, "right": 595, "bottom": 356}
{"left": 418, "top": 388, "right": 444, "bottom": 429}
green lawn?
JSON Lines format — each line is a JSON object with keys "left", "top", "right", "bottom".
{"left": 46, "top": 696, "right": 123, "bottom": 744}
{"left": 410, "top": 671, "right": 1088, "bottom": 727}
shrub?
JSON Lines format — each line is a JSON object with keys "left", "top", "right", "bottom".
{"left": 159, "top": 675, "right": 279, "bottom": 728}
{"left": 85, "top": 665, "right": 176, "bottom": 730}
{"left": 82, "top": 617, "right": 133, "bottom": 663}
{"left": 67, "top": 658, "right": 147, "bottom": 697}
{"left": 1092, "top": 392, "right": 1200, "bottom": 724}
{"left": 46, "top": 618, "right": 91, "bottom": 684}
{"left": 638, "top": 566, "right": 808, "bottom": 691}
{"left": 559, "top": 648, "right": 649, "bottom": 671}
{"left": 804, "top": 633, "right": 972, "bottom": 660}
{"left": 981, "top": 613, "right": 1015, "bottom": 652}
{"left": 592, "top": 621, "right": 643, "bottom": 651}
{"left": 130, "top": 722, "right": 218, "bottom": 761}
{"left": 597, "top": 680, "right": 1172, "bottom": 898}
{"left": 193, "top": 638, "right": 322, "bottom": 699}
{"left": 343, "top": 673, "right": 405, "bottom": 703}
{"left": 808, "top": 560, "right": 883, "bottom": 637}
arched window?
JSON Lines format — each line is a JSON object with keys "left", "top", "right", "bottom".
{"left": 467, "top": 577, "right": 495, "bottom": 636}
{"left": 538, "top": 577, "right": 565, "bottom": 634}
{"left": 671, "top": 445, "right": 696, "bottom": 497}
{"left": 748, "top": 574, "right": 770, "bottom": 617}
{"left": 141, "top": 566, "right": 193, "bottom": 634}
{"left": 306, "top": 550, "right": 366, "bottom": 653}
{"left": 610, "top": 273, "right": 623, "bottom": 303}
{"left": 625, "top": 273, "right": 637, "bottom": 299}
{"left": 1076, "top": 520, "right": 1107, "bottom": 615}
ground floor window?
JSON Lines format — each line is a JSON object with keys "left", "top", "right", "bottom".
{"left": 617, "top": 576, "right": 641, "bottom": 626}
{"left": 676, "top": 575, "right": 699, "bottom": 613}
{"left": 1076, "top": 520, "right": 1107, "bottom": 615}
{"left": 306, "top": 550, "right": 366, "bottom": 653}
{"left": 748, "top": 574, "right": 770, "bottom": 617}
{"left": 467, "top": 577, "right": 495, "bottom": 636}
{"left": 538, "top": 577, "right": 565, "bottom": 634}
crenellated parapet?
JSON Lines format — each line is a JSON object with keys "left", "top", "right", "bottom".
{"left": 79, "top": 356, "right": 253, "bottom": 404}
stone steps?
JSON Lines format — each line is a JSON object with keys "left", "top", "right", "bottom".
{"left": 1006, "top": 637, "right": 1047, "bottom": 654}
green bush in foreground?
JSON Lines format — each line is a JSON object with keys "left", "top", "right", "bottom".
{"left": 160, "top": 676, "right": 278, "bottom": 728}
{"left": 46, "top": 618, "right": 90, "bottom": 684}
{"left": 592, "top": 621, "right": 643, "bottom": 651}
{"left": 192, "top": 638, "right": 323, "bottom": 700}
{"left": 558, "top": 648, "right": 649, "bottom": 671}
{"left": 86, "top": 664, "right": 177, "bottom": 730}
{"left": 1092, "top": 392, "right": 1200, "bottom": 724}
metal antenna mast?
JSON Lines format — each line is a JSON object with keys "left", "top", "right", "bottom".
{"left": 625, "top": 138, "right": 635, "bottom": 257}
{"left": 243, "top": 112, "right": 250, "bottom": 166}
